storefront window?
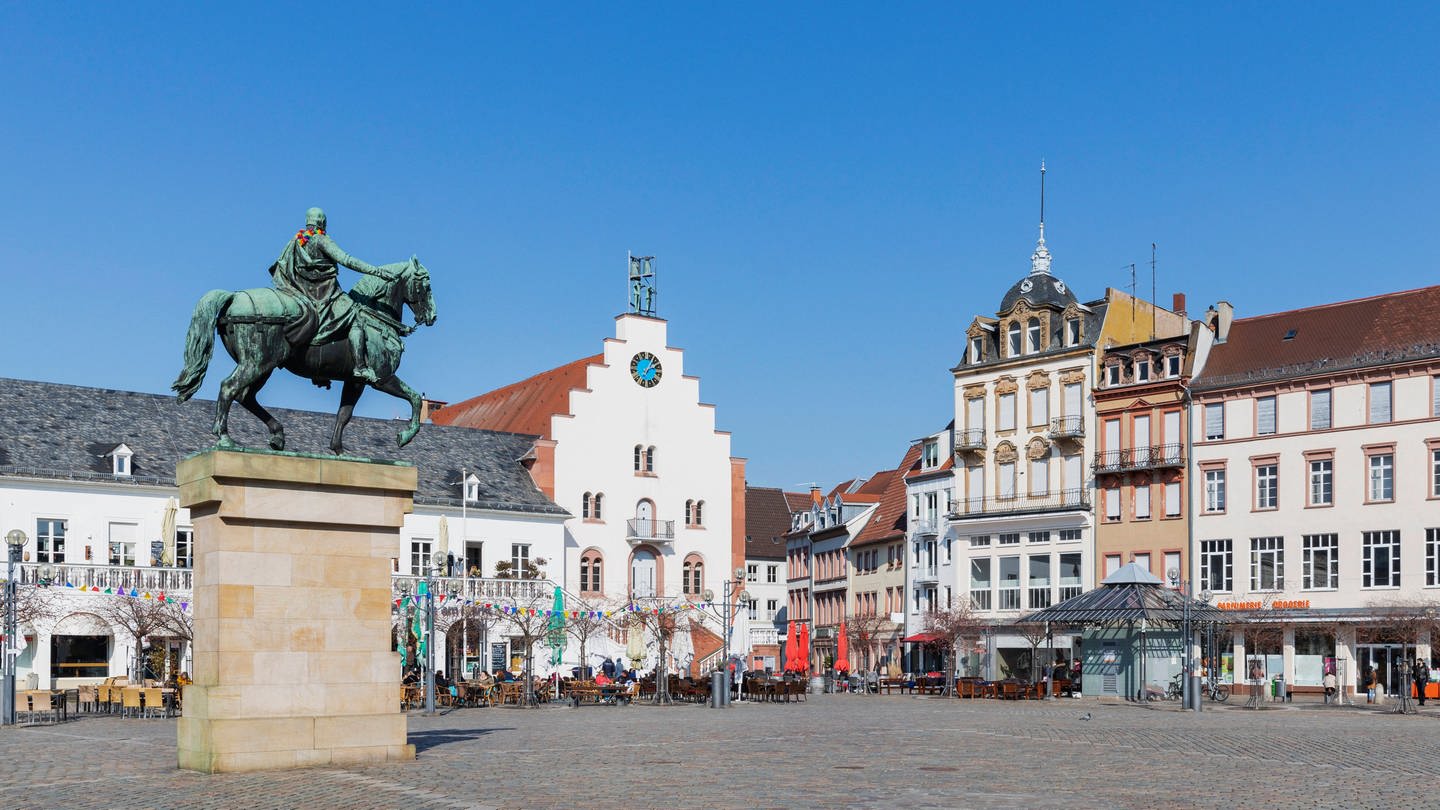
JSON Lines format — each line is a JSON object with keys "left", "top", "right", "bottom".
{"left": 1293, "top": 631, "right": 1332, "bottom": 686}
{"left": 51, "top": 634, "right": 110, "bottom": 679}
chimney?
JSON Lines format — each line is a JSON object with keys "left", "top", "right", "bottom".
{"left": 1172, "top": 292, "right": 1187, "bottom": 317}
{"left": 810, "top": 485, "right": 823, "bottom": 506}
{"left": 1204, "top": 305, "right": 1219, "bottom": 332}
{"left": 419, "top": 398, "right": 448, "bottom": 423}
{"left": 1216, "top": 300, "right": 1234, "bottom": 344}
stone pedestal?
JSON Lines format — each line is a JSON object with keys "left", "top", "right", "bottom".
{"left": 176, "top": 450, "right": 416, "bottom": 773}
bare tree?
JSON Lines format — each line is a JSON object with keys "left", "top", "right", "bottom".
{"left": 485, "top": 593, "right": 555, "bottom": 707}
{"left": 2, "top": 583, "right": 56, "bottom": 626}
{"left": 1367, "top": 598, "right": 1440, "bottom": 714}
{"left": 96, "top": 595, "right": 190, "bottom": 682}
{"left": 439, "top": 601, "right": 501, "bottom": 679}
{"left": 922, "top": 604, "right": 985, "bottom": 697}
{"left": 563, "top": 598, "right": 620, "bottom": 681}
{"left": 627, "top": 598, "right": 686, "bottom": 704}
{"left": 1013, "top": 619, "right": 1050, "bottom": 685}
{"left": 844, "top": 613, "right": 889, "bottom": 695}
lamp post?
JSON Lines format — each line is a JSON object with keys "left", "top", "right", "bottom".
{"left": 702, "top": 566, "right": 751, "bottom": 707}
{"left": 4, "top": 529, "right": 27, "bottom": 726}
{"left": 423, "top": 549, "right": 445, "bottom": 715}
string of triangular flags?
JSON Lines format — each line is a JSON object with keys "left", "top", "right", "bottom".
{"left": 50, "top": 580, "right": 190, "bottom": 611}
{"left": 392, "top": 595, "right": 708, "bottom": 619}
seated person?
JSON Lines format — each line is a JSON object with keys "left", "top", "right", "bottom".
{"left": 435, "top": 670, "right": 451, "bottom": 688}
{"left": 498, "top": 669, "right": 515, "bottom": 683}
{"left": 595, "top": 672, "right": 613, "bottom": 686}
{"left": 402, "top": 668, "right": 420, "bottom": 686}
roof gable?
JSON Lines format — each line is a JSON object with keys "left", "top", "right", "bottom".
{"left": 431, "top": 354, "right": 605, "bottom": 438}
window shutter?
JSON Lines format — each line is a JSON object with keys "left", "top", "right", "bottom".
{"left": 1370, "top": 382, "right": 1392, "bottom": 423}
{"left": 1030, "top": 387, "right": 1048, "bottom": 425}
{"left": 1257, "top": 397, "right": 1276, "bottom": 434}
{"left": 1205, "top": 403, "right": 1224, "bottom": 439}
{"left": 1433, "top": 377, "right": 1440, "bottom": 417}
{"left": 1311, "top": 389, "right": 1331, "bottom": 430}
{"left": 1064, "top": 382, "right": 1082, "bottom": 416}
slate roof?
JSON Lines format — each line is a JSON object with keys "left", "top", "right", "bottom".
{"left": 1192, "top": 285, "right": 1440, "bottom": 391}
{"left": 999, "top": 272, "right": 1079, "bottom": 313}
{"left": 743, "top": 486, "right": 791, "bottom": 561}
{"left": 430, "top": 354, "right": 605, "bottom": 439}
{"left": 851, "top": 444, "right": 923, "bottom": 548}
{"left": 0, "top": 378, "right": 568, "bottom": 516}
{"left": 1021, "top": 563, "right": 1225, "bottom": 627}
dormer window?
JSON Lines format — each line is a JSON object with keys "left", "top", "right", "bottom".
{"left": 970, "top": 337, "right": 984, "bottom": 364}
{"left": 922, "top": 439, "right": 940, "bottom": 469}
{"left": 1026, "top": 318, "right": 1041, "bottom": 354}
{"left": 1065, "top": 318, "right": 1081, "bottom": 346}
{"left": 1007, "top": 322, "right": 1021, "bottom": 357}
{"left": 108, "top": 444, "right": 134, "bottom": 477}
{"left": 463, "top": 473, "right": 480, "bottom": 503}
{"left": 1106, "top": 364, "right": 1122, "bottom": 387}
{"left": 1135, "top": 358, "right": 1151, "bottom": 383}
{"left": 1165, "top": 354, "right": 1182, "bottom": 378}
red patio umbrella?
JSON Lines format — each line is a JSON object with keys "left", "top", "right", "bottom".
{"left": 783, "top": 621, "right": 802, "bottom": 672}
{"left": 797, "top": 622, "right": 811, "bottom": 673}
{"left": 834, "top": 621, "right": 850, "bottom": 673}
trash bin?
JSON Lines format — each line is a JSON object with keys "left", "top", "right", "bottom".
{"left": 710, "top": 671, "right": 724, "bottom": 708}
{"left": 1271, "top": 676, "right": 1283, "bottom": 701}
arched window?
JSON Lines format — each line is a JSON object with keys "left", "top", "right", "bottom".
{"left": 694, "top": 500, "right": 704, "bottom": 526}
{"left": 683, "top": 554, "right": 705, "bottom": 596}
{"left": 582, "top": 491, "right": 593, "bottom": 519}
{"left": 1026, "top": 318, "right": 1041, "bottom": 353}
{"left": 633, "top": 445, "right": 644, "bottom": 471}
{"left": 580, "top": 549, "right": 604, "bottom": 594}
{"left": 684, "top": 499, "right": 695, "bottom": 525}
{"left": 645, "top": 446, "right": 656, "bottom": 472}
{"left": 1007, "top": 322, "right": 1022, "bottom": 357}
{"left": 592, "top": 492, "right": 604, "bottom": 521}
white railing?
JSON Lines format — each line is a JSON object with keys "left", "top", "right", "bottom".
{"left": 391, "top": 575, "right": 557, "bottom": 603}
{"left": 13, "top": 561, "right": 193, "bottom": 593}
{"left": 626, "top": 518, "right": 675, "bottom": 542}
{"left": 749, "top": 627, "right": 780, "bottom": 647}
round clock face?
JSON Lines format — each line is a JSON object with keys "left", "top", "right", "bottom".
{"left": 630, "top": 352, "right": 663, "bottom": 387}
{"left": 1019, "top": 279, "right": 1034, "bottom": 293}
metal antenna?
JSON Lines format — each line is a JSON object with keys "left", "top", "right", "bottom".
{"left": 1150, "top": 243, "right": 1157, "bottom": 340}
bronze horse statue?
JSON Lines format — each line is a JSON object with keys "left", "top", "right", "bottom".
{"left": 172, "top": 257, "right": 436, "bottom": 454}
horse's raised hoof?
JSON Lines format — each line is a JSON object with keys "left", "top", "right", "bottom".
{"left": 397, "top": 426, "right": 419, "bottom": 448}
{"left": 327, "top": 444, "right": 344, "bottom": 456}
{"left": 215, "top": 435, "right": 237, "bottom": 450}
{"left": 269, "top": 431, "right": 286, "bottom": 451}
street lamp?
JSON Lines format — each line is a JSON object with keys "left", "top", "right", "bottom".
{"left": 702, "top": 566, "right": 751, "bottom": 707}
{"left": 4, "top": 529, "right": 27, "bottom": 726}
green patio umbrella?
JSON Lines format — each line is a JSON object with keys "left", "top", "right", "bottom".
{"left": 547, "top": 586, "right": 567, "bottom": 668}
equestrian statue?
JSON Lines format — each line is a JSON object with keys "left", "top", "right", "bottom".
{"left": 172, "top": 207, "right": 437, "bottom": 454}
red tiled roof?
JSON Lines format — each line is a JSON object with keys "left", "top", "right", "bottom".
{"left": 430, "top": 354, "right": 605, "bottom": 438}
{"left": 783, "top": 491, "right": 812, "bottom": 512}
{"left": 852, "top": 444, "right": 923, "bottom": 548}
{"left": 905, "top": 456, "right": 954, "bottom": 479}
{"left": 745, "top": 486, "right": 791, "bottom": 560}
{"left": 1194, "top": 285, "right": 1440, "bottom": 391}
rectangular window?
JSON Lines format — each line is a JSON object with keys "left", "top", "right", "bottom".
{"left": 1058, "top": 529, "right": 1082, "bottom": 543}
{"left": 923, "top": 440, "right": 939, "bottom": 468}
{"left": 1433, "top": 449, "right": 1440, "bottom": 498}
{"left": 1369, "top": 381, "right": 1392, "bottom": 423}
{"left": 1135, "top": 358, "right": 1150, "bottom": 383}
{"left": 766, "top": 599, "right": 778, "bottom": 620}
{"left": 1201, "top": 539, "right": 1233, "bottom": 592}
{"left": 36, "top": 518, "right": 66, "bottom": 564}
{"left": 998, "top": 393, "right": 1016, "bottom": 431}
{"left": 1250, "top": 537, "right": 1284, "bottom": 591}
{"left": 511, "top": 543, "right": 530, "bottom": 576}
{"left": 1028, "top": 531, "right": 1050, "bottom": 544}
{"left": 1133, "top": 414, "right": 1151, "bottom": 451}
{"left": 1302, "top": 534, "right": 1338, "bottom": 590}
{"left": 1255, "top": 464, "right": 1278, "bottom": 510}
{"left": 1134, "top": 484, "right": 1151, "bottom": 519}
{"left": 1133, "top": 552, "right": 1151, "bottom": 573}
{"left": 1028, "top": 555, "right": 1052, "bottom": 609}
{"left": 1164, "top": 481, "right": 1181, "bottom": 517}
{"left": 1165, "top": 354, "right": 1182, "bottom": 377}
{"left": 1066, "top": 318, "right": 1080, "bottom": 346}
{"left": 998, "top": 533, "right": 1020, "bottom": 546}
{"left": 1427, "top": 528, "right": 1440, "bottom": 587}
{"left": 1204, "top": 403, "right": 1224, "bottom": 440}
{"left": 970, "top": 534, "right": 991, "bottom": 547}
{"left": 1256, "top": 396, "right": 1276, "bottom": 435}
{"left": 1030, "top": 457, "right": 1049, "bottom": 495}
{"left": 998, "top": 462, "right": 1016, "bottom": 499}
{"left": 1434, "top": 376, "right": 1440, "bottom": 417}
{"left": 1104, "top": 554, "right": 1122, "bottom": 577}
{"left": 969, "top": 559, "right": 992, "bottom": 611}
{"left": 1163, "top": 551, "right": 1182, "bottom": 585}
{"left": 1368, "top": 453, "right": 1394, "bottom": 502}
{"left": 1310, "top": 389, "right": 1331, "bottom": 430}
{"left": 1063, "top": 382, "right": 1082, "bottom": 416}
{"left": 1309, "top": 459, "right": 1333, "bottom": 506}
{"left": 1029, "top": 387, "right": 1048, "bottom": 427}
{"left": 1027, "top": 321, "right": 1041, "bottom": 353}
{"left": 970, "top": 336, "right": 983, "bottom": 364}
{"left": 107, "top": 522, "right": 137, "bottom": 567}
{"left": 1204, "top": 469, "right": 1226, "bottom": 512}
{"left": 410, "top": 539, "right": 432, "bottom": 576}
{"left": 1363, "top": 530, "right": 1400, "bottom": 588}
{"left": 175, "top": 527, "right": 193, "bottom": 568}
{"left": 747, "top": 600, "right": 759, "bottom": 621}
{"left": 768, "top": 564, "right": 778, "bottom": 583}
{"left": 747, "top": 564, "right": 758, "bottom": 583}
{"left": 1058, "top": 553, "right": 1083, "bottom": 600}
{"left": 998, "top": 556, "right": 1020, "bottom": 610}
{"left": 1104, "top": 486, "right": 1121, "bottom": 521}
{"left": 1106, "top": 365, "right": 1122, "bottom": 386}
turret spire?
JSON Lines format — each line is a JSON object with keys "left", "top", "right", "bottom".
{"left": 1030, "top": 160, "right": 1052, "bottom": 276}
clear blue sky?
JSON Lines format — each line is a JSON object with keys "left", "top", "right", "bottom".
{"left": 3, "top": 3, "right": 1437, "bottom": 490}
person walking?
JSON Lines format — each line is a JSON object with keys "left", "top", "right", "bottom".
{"left": 1413, "top": 658, "right": 1430, "bottom": 707}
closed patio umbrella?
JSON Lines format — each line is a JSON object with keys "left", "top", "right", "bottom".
{"left": 437, "top": 517, "right": 450, "bottom": 574}
{"left": 626, "top": 623, "right": 646, "bottom": 669}
{"left": 547, "top": 586, "right": 566, "bottom": 669}
{"left": 834, "top": 621, "right": 850, "bottom": 673}
{"left": 783, "top": 621, "right": 801, "bottom": 672}
{"left": 798, "top": 623, "right": 811, "bottom": 673}
{"left": 159, "top": 498, "right": 178, "bottom": 566}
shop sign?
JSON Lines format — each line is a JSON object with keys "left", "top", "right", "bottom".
{"left": 1216, "top": 599, "right": 1310, "bottom": 611}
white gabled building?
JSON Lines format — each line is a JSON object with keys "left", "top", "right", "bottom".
{"left": 0, "top": 378, "right": 571, "bottom": 688}
{"left": 433, "top": 272, "right": 747, "bottom": 672}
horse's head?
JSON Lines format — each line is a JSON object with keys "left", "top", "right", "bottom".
{"left": 400, "top": 256, "right": 437, "bottom": 327}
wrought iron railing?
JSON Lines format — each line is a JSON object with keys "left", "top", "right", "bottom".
{"left": 1047, "top": 416, "right": 1084, "bottom": 439}
{"left": 949, "top": 488, "right": 1090, "bottom": 519}
{"left": 1092, "top": 443, "right": 1185, "bottom": 473}
{"left": 954, "top": 429, "right": 986, "bottom": 452}
{"left": 626, "top": 519, "right": 675, "bottom": 541}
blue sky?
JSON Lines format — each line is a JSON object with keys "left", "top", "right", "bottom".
{"left": 2, "top": 3, "right": 1437, "bottom": 490}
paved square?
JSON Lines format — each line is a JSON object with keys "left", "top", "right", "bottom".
{"left": 3, "top": 696, "right": 1437, "bottom": 809}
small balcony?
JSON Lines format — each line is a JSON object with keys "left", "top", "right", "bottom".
{"left": 948, "top": 488, "right": 1090, "bottom": 520}
{"left": 626, "top": 518, "right": 675, "bottom": 544}
{"left": 391, "top": 574, "right": 554, "bottom": 603}
{"left": 913, "top": 565, "right": 940, "bottom": 584}
{"left": 15, "top": 561, "right": 194, "bottom": 594}
{"left": 1047, "top": 416, "right": 1085, "bottom": 440}
{"left": 954, "top": 428, "right": 986, "bottom": 453}
{"left": 1092, "top": 443, "right": 1185, "bottom": 474}
{"left": 749, "top": 627, "right": 780, "bottom": 647}
{"left": 912, "top": 518, "right": 940, "bottom": 537}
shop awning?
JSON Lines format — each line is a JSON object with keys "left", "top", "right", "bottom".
{"left": 902, "top": 632, "right": 942, "bottom": 644}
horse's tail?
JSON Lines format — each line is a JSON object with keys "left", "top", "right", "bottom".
{"left": 171, "top": 290, "right": 232, "bottom": 402}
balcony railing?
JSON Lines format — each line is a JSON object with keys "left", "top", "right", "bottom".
{"left": 749, "top": 627, "right": 780, "bottom": 647}
{"left": 1047, "top": 415, "right": 1085, "bottom": 439}
{"left": 391, "top": 574, "right": 556, "bottom": 603}
{"left": 912, "top": 518, "right": 940, "bottom": 537}
{"left": 626, "top": 518, "right": 675, "bottom": 543}
{"left": 14, "top": 561, "right": 193, "bottom": 593}
{"left": 948, "top": 488, "right": 1090, "bottom": 519}
{"left": 914, "top": 565, "right": 939, "bottom": 584}
{"left": 1092, "top": 443, "right": 1185, "bottom": 474}
{"left": 954, "top": 428, "right": 986, "bottom": 453}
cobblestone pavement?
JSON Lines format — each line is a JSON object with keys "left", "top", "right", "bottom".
{"left": 3, "top": 695, "right": 1439, "bottom": 810}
